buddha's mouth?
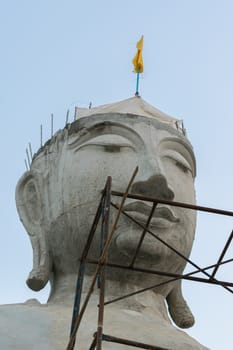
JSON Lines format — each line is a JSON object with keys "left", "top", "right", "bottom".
{"left": 122, "top": 201, "right": 179, "bottom": 229}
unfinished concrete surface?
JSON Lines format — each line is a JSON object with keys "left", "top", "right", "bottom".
{"left": 0, "top": 96, "right": 209, "bottom": 349}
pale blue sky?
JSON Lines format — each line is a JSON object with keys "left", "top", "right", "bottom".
{"left": 0, "top": 1, "right": 232, "bottom": 349}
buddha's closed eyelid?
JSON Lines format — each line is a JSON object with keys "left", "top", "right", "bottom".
{"left": 74, "top": 141, "right": 136, "bottom": 153}
{"left": 72, "top": 134, "right": 137, "bottom": 153}
{"left": 159, "top": 138, "right": 196, "bottom": 177}
{"left": 161, "top": 150, "right": 193, "bottom": 174}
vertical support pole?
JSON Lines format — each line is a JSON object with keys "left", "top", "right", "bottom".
{"left": 66, "top": 167, "right": 138, "bottom": 350}
{"left": 70, "top": 261, "right": 85, "bottom": 337}
{"left": 69, "top": 179, "right": 112, "bottom": 349}
{"left": 96, "top": 177, "right": 112, "bottom": 350}
{"left": 135, "top": 71, "right": 140, "bottom": 96}
{"left": 69, "top": 191, "right": 106, "bottom": 337}
{"left": 97, "top": 197, "right": 106, "bottom": 289}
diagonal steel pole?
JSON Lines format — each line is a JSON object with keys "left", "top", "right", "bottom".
{"left": 102, "top": 333, "right": 171, "bottom": 350}
{"left": 111, "top": 191, "right": 233, "bottom": 217}
{"left": 69, "top": 178, "right": 110, "bottom": 339}
{"left": 89, "top": 334, "right": 97, "bottom": 350}
{"left": 210, "top": 229, "right": 233, "bottom": 279}
{"left": 66, "top": 167, "right": 138, "bottom": 350}
{"left": 86, "top": 259, "right": 233, "bottom": 287}
{"left": 129, "top": 202, "right": 157, "bottom": 267}
{"left": 111, "top": 202, "right": 233, "bottom": 294}
{"left": 100, "top": 257, "right": 233, "bottom": 307}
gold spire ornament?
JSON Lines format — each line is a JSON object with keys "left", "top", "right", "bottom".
{"left": 132, "top": 35, "right": 144, "bottom": 73}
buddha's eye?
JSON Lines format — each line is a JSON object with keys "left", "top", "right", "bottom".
{"left": 162, "top": 150, "right": 192, "bottom": 175}
{"left": 75, "top": 142, "right": 135, "bottom": 153}
{"left": 103, "top": 144, "right": 120, "bottom": 152}
{"left": 175, "top": 160, "right": 190, "bottom": 173}
{"left": 69, "top": 133, "right": 139, "bottom": 154}
{"left": 102, "top": 144, "right": 132, "bottom": 153}
{"left": 159, "top": 139, "right": 196, "bottom": 178}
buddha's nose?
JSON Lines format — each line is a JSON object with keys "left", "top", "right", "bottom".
{"left": 131, "top": 174, "right": 174, "bottom": 201}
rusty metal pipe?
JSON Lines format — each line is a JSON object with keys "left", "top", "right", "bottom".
{"left": 111, "top": 191, "right": 233, "bottom": 217}
{"left": 102, "top": 333, "right": 170, "bottom": 350}
{"left": 111, "top": 202, "right": 233, "bottom": 294}
{"left": 100, "top": 257, "right": 233, "bottom": 306}
{"left": 85, "top": 259, "right": 233, "bottom": 287}
{"left": 69, "top": 178, "right": 109, "bottom": 339}
{"left": 210, "top": 229, "right": 233, "bottom": 279}
{"left": 66, "top": 167, "right": 138, "bottom": 350}
{"left": 130, "top": 202, "right": 158, "bottom": 267}
{"left": 96, "top": 177, "right": 111, "bottom": 350}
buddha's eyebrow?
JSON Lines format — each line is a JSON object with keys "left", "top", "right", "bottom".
{"left": 68, "top": 122, "right": 144, "bottom": 150}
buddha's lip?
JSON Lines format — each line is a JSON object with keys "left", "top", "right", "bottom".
{"left": 123, "top": 201, "right": 179, "bottom": 223}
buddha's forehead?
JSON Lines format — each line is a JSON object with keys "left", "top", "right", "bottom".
{"left": 32, "top": 113, "right": 196, "bottom": 176}
{"left": 69, "top": 113, "right": 193, "bottom": 151}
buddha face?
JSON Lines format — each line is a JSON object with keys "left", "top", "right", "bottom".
{"left": 16, "top": 113, "right": 196, "bottom": 290}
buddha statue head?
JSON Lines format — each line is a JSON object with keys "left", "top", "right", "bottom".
{"left": 16, "top": 96, "right": 196, "bottom": 328}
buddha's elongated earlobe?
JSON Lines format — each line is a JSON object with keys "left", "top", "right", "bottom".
{"left": 15, "top": 171, "right": 51, "bottom": 291}
{"left": 166, "top": 280, "right": 195, "bottom": 329}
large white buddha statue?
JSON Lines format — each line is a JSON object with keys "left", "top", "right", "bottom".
{"left": 0, "top": 96, "right": 209, "bottom": 349}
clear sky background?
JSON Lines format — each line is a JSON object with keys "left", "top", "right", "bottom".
{"left": 0, "top": 1, "right": 232, "bottom": 349}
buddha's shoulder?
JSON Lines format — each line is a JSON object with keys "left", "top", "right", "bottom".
{"left": 0, "top": 300, "right": 71, "bottom": 349}
{"left": 0, "top": 301, "right": 209, "bottom": 350}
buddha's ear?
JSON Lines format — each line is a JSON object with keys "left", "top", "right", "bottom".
{"left": 166, "top": 280, "right": 195, "bottom": 329}
{"left": 16, "top": 171, "right": 51, "bottom": 291}
{"left": 16, "top": 171, "right": 43, "bottom": 232}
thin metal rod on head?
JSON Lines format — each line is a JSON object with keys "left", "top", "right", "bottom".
{"left": 74, "top": 106, "right": 78, "bottom": 121}
{"left": 24, "top": 159, "right": 29, "bottom": 171}
{"left": 26, "top": 148, "right": 30, "bottom": 168}
{"left": 66, "top": 167, "right": 138, "bottom": 350}
{"left": 29, "top": 142, "right": 33, "bottom": 161}
{"left": 210, "top": 229, "right": 233, "bottom": 279}
{"left": 66, "top": 109, "right": 69, "bottom": 125}
{"left": 111, "top": 191, "right": 233, "bottom": 217}
{"left": 130, "top": 202, "right": 157, "bottom": 267}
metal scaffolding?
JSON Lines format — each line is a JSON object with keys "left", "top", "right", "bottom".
{"left": 66, "top": 167, "right": 233, "bottom": 350}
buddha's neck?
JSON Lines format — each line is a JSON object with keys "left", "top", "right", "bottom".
{"left": 47, "top": 274, "right": 170, "bottom": 321}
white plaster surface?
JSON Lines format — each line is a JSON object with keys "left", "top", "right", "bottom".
{"left": 0, "top": 97, "right": 210, "bottom": 349}
{"left": 0, "top": 292, "right": 209, "bottom": 349}
{"left": 74, "top": 96, "right": 183, "bottom": 131}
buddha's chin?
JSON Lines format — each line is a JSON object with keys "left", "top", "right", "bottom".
{"left": 115, "top": 230, "right": 168, "bottom": 266}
